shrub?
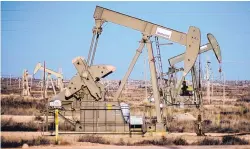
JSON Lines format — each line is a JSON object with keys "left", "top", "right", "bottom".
{"left": 1, "top": 137, "right": 22, "bottom": 148}
{"left": 115, "top": 138, "right": 126, "bottom": 145}
{"left": 34, "top": 116, "right": 44, "bottom": 121}
{"left": 222, "top": 136, "right": 249, "bottom": 145}
{"left": 22, "top": 136, "right": 50, "bottom": 146}
{"left": 198, "top": 138, "right": 220, "bottom": 145}
{"left": 135, "top": 136, "right": 173, "bottom": 146}
{"left": 1, "top": 118, "right": 39, "bottom": 131}
{"left": 206, "top": 126, "right": 240, "bottom": 133}
{"left": 77, "top": 135, "right": 110, "bottom": 144}
{"left": 173, "top": 138, "right": 188, "bottom": 145}
{"left": 1, "top": 136, "right": 50, "bottom": 148}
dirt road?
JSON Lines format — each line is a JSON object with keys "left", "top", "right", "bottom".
{"left": 8, "top": 145, "right": 250, "bottom": 149}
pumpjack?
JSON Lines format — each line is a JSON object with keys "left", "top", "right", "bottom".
{"left": 165, "top": 33, "right": 222, "bottom": 106}
{"left": 34, "top": 62, "right": 64, "bottom": 97}
{"left": 46, "top": 6, "right": 221, "bottom": 134}
{"left": 22, "top": 69, "right": 31, "bottom": 96}
{"left": 163, "top": 33, "right": 222, "bottom": 136}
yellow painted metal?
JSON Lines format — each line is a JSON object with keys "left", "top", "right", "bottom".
{"left": 187, "top": 86, "right": 193, "bottom": 91}
{"left": 107, "top": 104, "right": 112, "bottom": 110}
{"left": 215, "top": 113, "right": 220, "bottom": 126}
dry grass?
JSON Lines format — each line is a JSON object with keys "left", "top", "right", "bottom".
{"left": 59, "top": 140, "right": 71, "bottom": 145}
{"left": 78, "top": 135, "right": 111, "bottom": 144}
{"left": 1, "top": 117, "right": 75, "bottom": 132}
{"left": 1, "top": 136, "right": 50, "bottom": 148}
{"left": 222, "top": 136, "right": 249, "bottom": 145}
{"left": 167, "top": 121, "right": 195, "bottom": 133}
{"left": 1, "top": 88, "right": 250, "bottom": 134}
{"left": 173, "top": 137, "right": 189, "bottom": 145}
{"left": 77, "top": 135, "right": 190, "bottom": 146}
{"left": 133, "top": 136, "right": 173, "bottom": 146}
{"left": 1, "top": 96, "right": 46, "bottom": 115}
{"left": 197, "top": 136, "right": 249, "bottom": 145}
{"left": 198, "top": 137, "right": 221, "bottom": 145}
{"left": 1, "top": 118, "right": 39, "bottom": 131}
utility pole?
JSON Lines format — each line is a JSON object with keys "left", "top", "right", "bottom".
{"left": 30, "top": 75, "right": 33, "bottom": 87}
{"left": 43, "top": 61, "right": 48, "bottom": 132}
{"left": 9, "top": 74, "right": 12, "bottom": 87}
{"left": 19, "top": 78, "right": 21, "bottom": 89}
{"left": 144, "top": 48, "right": 148, "bottom": 101}
{"left": 6, "top": 75, "right": 8, "bottom": 87}
{"left": 222, "top": 72, "right": 225, "bottom": 106}
{"left": 211, "top": 72, "right": 214, "bottom": 97}
{"left": 58, "top": 67, "right": 63, "bottom": 88}
{"left": 206, "top": 55, "right": 211, "bottom": 104}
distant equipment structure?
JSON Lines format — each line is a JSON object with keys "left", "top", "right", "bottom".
{"left": 33, "top": 62, "right": 64, "bottom": 97}
{"left": 166, "top": 33, "right": 222, "bottom": 106}
{"left": 22, "top": 69, "right": 31, "bottom": 96}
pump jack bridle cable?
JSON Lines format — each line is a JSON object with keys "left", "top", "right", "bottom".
{"left": 90, "top": 33, "right": 100, "bottom": 66}
{"left": 87, "top": 32, "right": 96, "bottom": 66}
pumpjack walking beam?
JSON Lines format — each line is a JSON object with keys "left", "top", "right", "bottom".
{"left": 89, "top": 6, "right": 203, "bottom": 131}
{"left": 168, "top": 33, "right": 222, "bottom": 100}
{"left": 168, "top": 33, "right": 222, "bottom": 67}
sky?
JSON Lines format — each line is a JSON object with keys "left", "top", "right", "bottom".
{"left": 1, "top": 1, "right": 250, "bottom": 81}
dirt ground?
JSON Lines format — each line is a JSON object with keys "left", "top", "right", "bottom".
{"left": 4, "top": 145, "right": 250, "bottom": 149}
{"left": 2, "top": 131, "right": 250, "bottom": 145}
{"left": 1, "top": 85, "right": 250, "bottom": 148}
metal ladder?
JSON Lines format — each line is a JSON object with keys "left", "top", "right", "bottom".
{"left": 154, "top": 36, "right": 165, "bottom": 96}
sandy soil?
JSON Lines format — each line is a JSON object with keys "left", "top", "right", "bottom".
{"left": 5, "top": 145, "right": 250, "bottom": 149}
{"left": 2, "top": 132, "right": 250, "bottom": 145}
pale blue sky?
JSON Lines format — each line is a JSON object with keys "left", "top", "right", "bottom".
{"left": 1, "top": 1, "right": 250, "bottom": 80}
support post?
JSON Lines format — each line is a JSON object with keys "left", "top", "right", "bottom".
{"left": 144, "top": 51, "right": 148, "bottom": 101}
{"left": 211, "top": 73, "right": 214, "bottom": 97}
{"left": 9, "top": 74, "right": 11, "bottom": 86}
{"left": 44, "top": 61, "right": 48, "bottom": 132}
{"left": 45, "top": 75, "right": 49, "bottom": 98}
{"left": 113, "top": 38, "right": 145, "bottom": 101}
{"left": 19, "top": 78, "right": 21, "bottom": 89}
{"left": 206, "top": 56, "right": 211, "bottom": 104}
{"left": 30, "top": 75, "right": 33, "bottom": 87}
{"left": 48, "top": 74, "right": 56, "bottom": 95}
{"left": 58, "top": 78, "right": 64, "bottom": 92}
{"left": 223, "top": 72, "right": 225, "bottom": 106}
{"left": 191, "top": 66, "right": 198, "bottom": 105}
{"left": 55, "top": 109, "right": 59, "bottom": 144}
{"left": 146, "top": 37, "right": 164, "bottom": 131}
